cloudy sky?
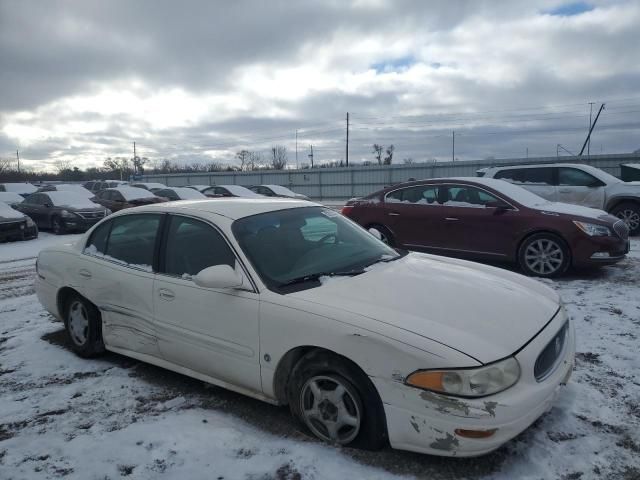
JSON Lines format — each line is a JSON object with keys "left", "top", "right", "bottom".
{"left": 1, "top": 0, "right": 639, "bottom": 171}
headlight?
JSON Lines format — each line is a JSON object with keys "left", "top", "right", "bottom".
{"left": 60, "top": 209, "right": 76, "bottom": 218}
{"left": 25, "top": 217, "right": 36, "bottom": 227}
{"left": 573, "top": 221, "right": 611, "bottom": 237}
{"left": 405, "top": 357, "right": 521, "bottom": 398}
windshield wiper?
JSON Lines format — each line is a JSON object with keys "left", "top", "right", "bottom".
{"left": 362, "top": 252, "right": 405, "bottom": 269}
{"left": 280, "top": 270, "right": 365, "bottom": 287}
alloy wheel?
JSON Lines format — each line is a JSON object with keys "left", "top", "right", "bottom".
{"left": 68, "top": 300, "right": 89, "bottom": 346}
{"left": 299, "top": 375, "right": 361, "bottom": 445}
{"left": 524, "top": 238, "right": 564, "bottom": 276}
{"left": 615, "top": 209, "right": 640, "bottom": 232}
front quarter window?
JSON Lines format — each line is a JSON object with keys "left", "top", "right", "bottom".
{"left": 232, "top": 207, "right": 399, "bottom": 292}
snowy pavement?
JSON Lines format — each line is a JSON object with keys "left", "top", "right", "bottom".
{"left": 0, "top": 233, "right": 639, "bottom": 479}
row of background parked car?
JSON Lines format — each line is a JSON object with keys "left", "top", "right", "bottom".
{"left": 0, "top": 180, "right": 307, "bottom": 239}
{"left": 2, "top": 161, "right": 638, "bottom": 278}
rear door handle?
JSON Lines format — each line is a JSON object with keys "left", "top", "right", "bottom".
{"left": 388, "top": 212, "right": 400, "bottom": 216}
{"left": 78, "top": 269, "right": 92, "bottom": 278}
{"left": 158, "top": 288, "right": 175, "bottom": 301}
{"left": 445, "top": 217, "right": 459, "bottom": 221}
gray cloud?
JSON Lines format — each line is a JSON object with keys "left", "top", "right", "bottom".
{"left": 1, "top": 0, "right": 639, "bottom": 169}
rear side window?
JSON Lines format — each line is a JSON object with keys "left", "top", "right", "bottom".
{"left": 91, "top": 214, "right": 161, "bottom": 271}
{"left": 386, "top": 185, "right": 440, "bottom": 204}
{"left": 157, "top": 189, "right": 178, "bottom": 200}
{"left": 558, "top": 168, "right": 602, "bottom": 187}
{"left": 163, "top": 216, "right": 236, "bottom": 277}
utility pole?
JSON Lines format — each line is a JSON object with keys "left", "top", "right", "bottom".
{"left": 452, "top": 131, "right": 455, "bottom": 162}
{"left": 588, "top": 102, "right": 594, "bottom": 157}
{"left": 345, "top": 112, "right": 349, "bottom": 167}
{"left": 526, "top": 147, "right": 529, "bottom": 159}
{"left": 579, "top": 103, "right": 605, "bottom": 156}
{"left": 295, "top": 129, "right": 298, "bottom": 169}
{"left": 308, "top": 144, "right": 314, "bottom": 168}
{"left": 16, "top": 150, "right": 20, "bottom": 174}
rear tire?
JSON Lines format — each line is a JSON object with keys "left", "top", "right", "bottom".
{"left": 63, "top": 294, "right": 105, "bottom": 358}
{"left": 288, "top": 351, "right": 387, "bottom": 450}
{"left": 518, "top": 233, "right": 570, "bottom": 278}
{"left": 610, "top": 202, "right": 640, "bottom": 236}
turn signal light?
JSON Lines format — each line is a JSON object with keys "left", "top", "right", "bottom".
{"left": 454, "top": 429, "right": 497, "bottom": 439}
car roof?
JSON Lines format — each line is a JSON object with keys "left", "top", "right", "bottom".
{"left": 484, "top": 163, "right": 596, "bottom": 171}
{"left": 127, "top": 197, "right": 318, "bottom": 220}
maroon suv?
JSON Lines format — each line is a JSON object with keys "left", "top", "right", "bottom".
{"left": 342, "top": 177, "right": 630, "bottom": 277}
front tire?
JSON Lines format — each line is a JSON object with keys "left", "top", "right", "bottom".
{"left": 610, "top": 202, "right": 640, "bottom": 235}
{"left": 288, "top": 351, "right": 387, "bottom": 450}
{"left": 518, "top": 233, "right": 570, "bottom": 278}
{"left": 367, "top": 224, "right": 395, "bottom": 247}
{"left": 51, "top": 216, "right": 65, "bottom": 235}
{"left": 64, "top": 294, "right": 105, "bottom": 358}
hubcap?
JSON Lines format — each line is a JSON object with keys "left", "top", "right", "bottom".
{"left": 299, "top": 375, "right": 361, "bottom": 445}
{"left": 524, "top": 239, "right": 564, "bottom": 275}
{"left": 68, "top": 301, "right": 89, "bottom": 346}
{"left": 53, "top": 218, "right": 61, "bottom": 233}
{"left": 616, "top": 209, "right": 640, "bottom": 232}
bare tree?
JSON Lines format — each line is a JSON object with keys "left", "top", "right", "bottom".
{"left": 248, "top": 151, "right": 262, "bottom": 170}
{"left": 0, "top": 158, "right": 14, "bottom": 174}
{"left": 372, "top": 144, "right": 383, "bottom": 165}
{"left": 270, "top": 145, "right": 288, "bottom": 170}
{"left": 403, "top": 157, "right": 414, "bottom": 165}
{"left": 236, "top": 150, "right": 251, "bottom": 171}
{"left": 383, "top": 144, "right": 395, "bottom": 165}
{"left": 53, "top": 159, "right": 72, "bottom": 174}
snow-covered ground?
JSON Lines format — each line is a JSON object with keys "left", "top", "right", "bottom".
{"left": 1, "top": 233, "right": 639, "bottom": 479}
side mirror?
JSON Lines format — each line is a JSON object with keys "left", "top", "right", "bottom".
{"left": 486, "top": 200, "right": 510, "bottom": 211}
{"left": 368, "top": 228, "right": 383, "bottom": 240}
{"left": 44, "top": 202, "right": 53, "bottom": 208}
{"left": 194, "top": 264, "right": 244, "bottom": 289}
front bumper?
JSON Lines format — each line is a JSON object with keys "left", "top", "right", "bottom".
{"left": 0, "top": 221, "right": 38, "bottom": 241}
{"left": 572, "top": 234, "right": 629, "bottom": 267}
{"left": 375, "top": 308, "right": 575, "bottom": 457}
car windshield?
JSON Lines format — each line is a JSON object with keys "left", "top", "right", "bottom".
{"left": 233, "top": 206, "right": 400, "bottom": 292}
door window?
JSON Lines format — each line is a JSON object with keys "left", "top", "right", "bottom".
{"left": 495, "top": 167, "right": 555, "bottom": 185}
{"left": 558, "top": 168, "right": 602, "bottom": 187}
{"left": 163, "top": 216, "right": 236, "bottom": 277}
{"left": 103, "top": 214, "right": 161, "bottom": 270}
{"left": 443, "top": 186, "right": 502, "bottom": 208}
{"left": 386, "top": 185, "right": 440, "bottom": 204}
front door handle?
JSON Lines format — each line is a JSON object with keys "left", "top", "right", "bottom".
{"left": 388, "top": 212, "right": 400, "bottom": 216}
{"left": 78, "top": 269, "right": 92, "bottom": 278}
{"left": 158, "top": 288, "right": 175, "bottom": 301}
{"left": 445, "top": 217, "right": 459, "bottom": 221}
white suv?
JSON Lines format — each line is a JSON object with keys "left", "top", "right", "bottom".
{"left": 478, "top": 163, "right": 640, "bottom": 235}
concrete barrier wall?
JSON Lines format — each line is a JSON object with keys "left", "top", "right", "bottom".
{"left": 142, "top": 153, "right": 640, "bottom": 200}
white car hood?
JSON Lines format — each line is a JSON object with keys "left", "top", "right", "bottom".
{"left": 531, "top": 201, "right": 609, "bottom": 220}
{"left": 291, "top": 253, "right": 560, "bottom": 364}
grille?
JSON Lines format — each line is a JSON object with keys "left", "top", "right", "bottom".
{"left": 613, "top": 220, "right": 629, "bottom": 240}
{"left": 534, "top": 321, "right": 569, "bottom": 382}
{"left": 76, "top": 211, "right": 104, "bottom": 220}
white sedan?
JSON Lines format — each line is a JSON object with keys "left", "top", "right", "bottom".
{"left": 35, "top": 198, "right": 575, "bottom": 457}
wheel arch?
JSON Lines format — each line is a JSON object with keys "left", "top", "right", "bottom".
{"left": 605, "top": 196, "right": 640, "bottom": 213}
{"left": 56, "top": 287, "right": 97, "bottom": 320}
{"left": 272, "top": 345, "right": 380, "bottom": 407}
